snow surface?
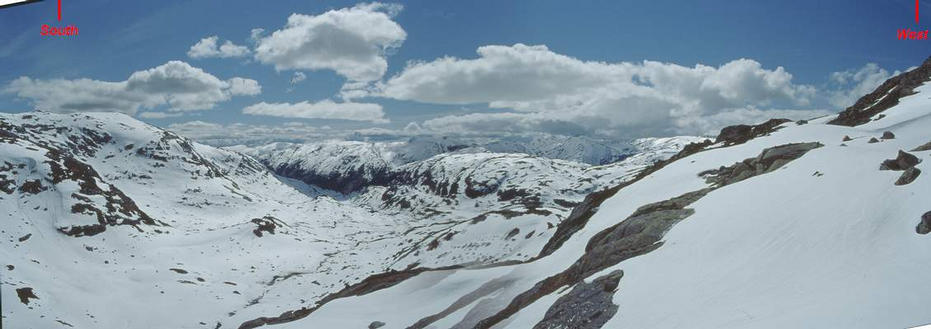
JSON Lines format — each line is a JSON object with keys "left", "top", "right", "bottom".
{"left": 0, "top": 112, "right": 697, "bottom": 328}
{"left": 280, "top": 83, "right": 931, "bottom": 328}
{"left": 3, "top": 79, "right": 930, "bottom": 329}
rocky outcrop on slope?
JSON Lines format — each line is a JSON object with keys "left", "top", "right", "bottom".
{"left": 829, "top": 56, "right": 931, "bottom": 126}
{"left": 532, "top": 270, "right": 623, "bottom": 329}
{"left": 917, "top": 211, "right": 931, "bottom": 235}
{"left": 880, "top": 150, "right": 921, "bottom": 171}
{"left": 879, "top": 150, "right": 922, "bottom": 185}
{"left": 537, "top": 139, "right": 714, "bottom": 258}
{"left": 714, "top": 118, "right": 791, "bottom": 146}
{"left": 701, "top": 142, "right": 824, "bottom": 186}
{"left": 472, "top": 142, "right": 822, "bottom": 329}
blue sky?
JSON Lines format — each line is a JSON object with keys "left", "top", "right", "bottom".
{"left": 0, "top": 0, "right": 927, "bottom": 143}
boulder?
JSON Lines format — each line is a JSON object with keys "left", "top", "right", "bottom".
{"left": 868, "top": 137, "right": 880, "bottom": 144}
{"left": 369, "top": 321, "right": 386, "bottom": 329}
{"left": 895, "top": 167, "right": 921, "bottom": 186}
{"left": 842, "top": 135, "right": 852, "bottom": 142}
{"left": 881, "top": 131, "right": 896, "bottom": 139}
{"left": 880, "top": 150, "right": 921, "bottom": 171}
{"left": 917, "top": 211, "right": 931, "bottom": 235}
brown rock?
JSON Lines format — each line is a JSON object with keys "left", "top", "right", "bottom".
{"left": 880, "top": 150, "right": 921, "bottom": 171}
{"left": 895, "top": 167, "right": 921, "bottom": 185}
{"left": 917, "top": 211, "right": 931, "bottom": 235}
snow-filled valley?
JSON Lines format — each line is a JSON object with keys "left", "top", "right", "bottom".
{"left": 3, "top": 59, "right": 931, "bottom": 329}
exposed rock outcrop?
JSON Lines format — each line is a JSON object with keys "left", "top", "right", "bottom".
{"left": 917, "top": 211, "right": 931, "bottom": 235}
{"left": 472, "top": 142, "right": 822, "bottom": 329}
{"left": 895, "top": 167, "right": 921, "bottom": 186}
{"left": 829, "top": 56, "right": 931, "bottom": 126}
{"left": 714, "top": 119, "right": 791, "bottom": 146}
{"left": 532, "top": 270, "right": 623, "bottom": 329}
{"left": 700, "top": 142, "right": 824, "bottom": 186}
{"left": 16, "top": 287, "right": 38, "bottom": 305}
{"left": 880, "top": 150, "right": 921, "bottom": 171}
{"left": 912, "top": 141, "right": 931, "bottom": 152}
{"left": 538, "top": 139, "right": 713, "bottom": 258}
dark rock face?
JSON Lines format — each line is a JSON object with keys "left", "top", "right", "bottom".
{"left": 18, "top": 180, "right": 45, "bottom": 194}
{"left": 880, "top": 150, "right": 921, "bottom": 171}
{"left": 269, "top": 162, "right": 387, "bottom": 195}
{"left": 715, "top": 119, "right": 791, "bottom": 146}
{"left": 368, "top": 321, "right": 385, "bottom": 329}
{"left": 251, "top": 216, "right": 281, "bottom": 237}
{"left": 829, "top": 56, "right": 931, "bottom": 126}
{"left": 918, "top": 211, "right": 931, "bottom": 235}
{"left": 868, "top": 137, "right": 880, "bottom": 144}
{"left": 16, "top": 287, "right": 38, "bottom": 305}
{"left": 896, "top": 167, "right": 921, "bottom": 186}
{"left": 532, "top": 270, "right": 623, "bottom": 329}
{"left": 881, "top": 131, "right": 896, "bottom": 140}
{"left": 912, "top": 141, "right": 931, "bottom": 152}
{"left": 842, "top": 136, "right": 853, "bottom": 142}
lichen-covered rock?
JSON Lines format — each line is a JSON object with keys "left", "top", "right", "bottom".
{"left": 701, "top": 142, "right": 823, "bottom": 186}
{"left": 912, "top": 141, "right": 931, "bottom": 152}
{"left": 895, "top": 167, "right": 921, "bottom": 186}
{"left": 829, "top": 56, "right": 931, "bottom": 126}
{"left": 880, "top": 150, "right": 921, "bottom": 171}
{"left": 917, "top": 211, "right": 931, "bottom": 235}
{"left": 714, "top": 119, "right": 791, "bottom": 146}
{"left": 532, "top": 270, "right": 623, "bottom": 329}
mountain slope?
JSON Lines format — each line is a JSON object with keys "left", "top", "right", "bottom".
{"left": 0, "top": 112, "right": 696, "bottom": 328}
{"left": 256, "top": 60, "right": 931, "bottom": 329}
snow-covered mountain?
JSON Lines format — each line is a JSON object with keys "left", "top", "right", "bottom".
{"left": 0, "top": 109, "right": 696, "bottom": 328}
{"left": 3, "top": 57, "right": 931, "bottom": 329}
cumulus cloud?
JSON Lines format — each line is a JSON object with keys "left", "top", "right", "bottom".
{"left": 380, "top": 44, "right": 820, "bottom": 137}
{"left": 828, "top": 63, "right": 898, "bottom": 108}
{"left": 254, "top": 2, "right": 406, "bottom": 82}
{"left": 242, "top": 100, "right": 388, "bottom": 123}
{"left": 4, "top": 61, "right": 260, "bottom": 115}
{"left": 187, "top": 36, "right": 251, "bottom": 59}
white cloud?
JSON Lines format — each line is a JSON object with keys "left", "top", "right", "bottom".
{"left": 249, "top": 28, "right": 265, "bottom": 43}
{"left": 828, "top": 63, "right": 898, "bottom": 109}
{"left": 4, "top": 61, "right": 260, "bottom": 115}
{"left": 187, "top": 36, "right": 251, "bottom": 59}
{"left": 242, "top": 100, "right": 388, "bottom": 123}
{"left": 227, "top": 77, "right": 262, "bottom": 96}
{"left": 381, "top": 44, "right": 819, "bottom": 137}
{"left": 290, "top": 72, "right": 307, "bottom": 85}
{"left": 254, "top": 2, "right": 406, "bottom": 82}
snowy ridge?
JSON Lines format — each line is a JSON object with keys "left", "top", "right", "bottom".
{"left": 5, "top": 60, "right": 930, "bottom": 329}
{"left": 0, "top": 112, "right": 692, "bottom": 328}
